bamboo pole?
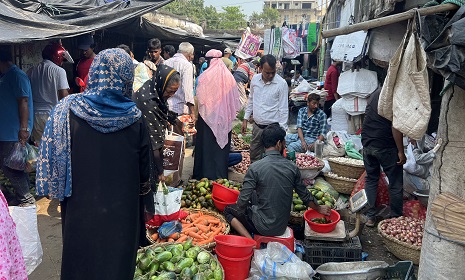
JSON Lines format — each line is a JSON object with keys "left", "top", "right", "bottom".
{"left": 322, "top": 3, "right": 459, "bottom": 38}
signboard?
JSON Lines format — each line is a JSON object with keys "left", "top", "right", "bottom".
{"left": 330, "top": 30, "right": 369, "bottom": 62}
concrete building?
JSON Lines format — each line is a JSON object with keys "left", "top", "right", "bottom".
{"left": 263, "top": 0, "right": 323, "bottom": 25}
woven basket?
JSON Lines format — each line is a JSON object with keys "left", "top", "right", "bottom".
{"left": 324, "top": 173, "right": 357, "bottom": 195}
{"left": 289, "top": 211, "right": 304, "bottom": 225}
{"left": 378, "top": 220, "right": 421, "bottom": 265}
{"left": 137, "top": 242, "right": 224, "bottom": 279}
{"left": 327, "top": 158, "right": 365, "bottom": 180}
{"left": 298, "top": 157, "right": 325, "bottom": 180}
{"left": 146, "top": 208, "right": 230, "bottom": 251}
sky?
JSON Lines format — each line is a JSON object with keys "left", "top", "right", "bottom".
{"left": 203, "top": 0, "right": 326, "bottom": 17}
{"left": 203, "top": 0, "right": 264, "bottom": 17}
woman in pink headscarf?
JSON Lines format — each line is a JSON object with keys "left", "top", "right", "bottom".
{"left": 193, "top": 49, "right": 240, "bottom": 180}
{"left": 0, "top": 190, "right": 28, "bottom": 280}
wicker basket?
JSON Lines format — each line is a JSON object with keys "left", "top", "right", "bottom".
{"left": 289, "top": 211, "right": 304, "bottom": 225}
{"left": 298, "top": 157, "right": 325, "bottom": 180}
{"left": 378, "top": 220, "right": 421, "bottom": 265}
{"left": 327, "top": 158, "right": 365, "bottom": 180}
{"left": 138, "top": 242, "right": 225, "bottom": 279}
{"left": 146, "top": 208, "right": 230, "bottom": 251}
{"left": 324, "top": 173, "right": 357, "bottom": 195}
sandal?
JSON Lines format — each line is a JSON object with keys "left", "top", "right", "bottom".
{"left": 366, "top": 218, "right": 376, "bottom": 227}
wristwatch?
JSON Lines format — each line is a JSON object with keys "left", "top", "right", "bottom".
{"left": 20, "top": 127, "right": 30, "bottom": 132}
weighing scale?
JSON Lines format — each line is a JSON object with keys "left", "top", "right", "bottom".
{"left": 304, "top": 189, "right": 369, "bottom": 242}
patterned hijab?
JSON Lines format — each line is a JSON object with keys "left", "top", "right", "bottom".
{"left": 36, "top": 48, "right": 142, "bottom": 201}
{"left": 133, "top": 64, "right": 178, "bottom": 151}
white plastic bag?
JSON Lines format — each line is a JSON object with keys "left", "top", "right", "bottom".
{"left": 247, "top": 242, "right": 315, "bottom": 280}
{"left": 403, "top": 143, "right": 417, "bottom": 174}
{"left": 8, "top": 205, "right": 43, "bottom": 275}
{"left": 4, "top": 142, "right": 27, "bottom": 171}
{"left": 293, "top": 79, "right": 311, "bottom": 93}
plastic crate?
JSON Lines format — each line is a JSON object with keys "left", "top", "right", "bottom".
{"left": 384, "top": 261, "right": 416, "bottom": 280}
{"left": 303, "top": 236, "right": 362, "bottom": 267}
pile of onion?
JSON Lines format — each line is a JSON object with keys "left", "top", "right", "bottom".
{"left": 379, "top": 216, "right": 424, "bottom": 247}
{"left": 232, "top": 151, "right": 250, "bottom": 174}
{"left": 296, "top": 153, "right": 323, "bottom": 169}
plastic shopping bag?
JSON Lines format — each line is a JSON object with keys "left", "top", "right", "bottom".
{"left": 25, "top": 143, "right": 39, "bottom": 173}
{"left": 8, "top": 205, "right": 43, "bottom": 275}
{"left": 247, "top": 242, "right": 315, "bottom": 280}
{"left": 4, "top": 142, "right": 27, "bottom": 171}
{"left": 163, "top": 131, "right": 184, "bottom": 171}
{"left": 146, "top": 182, "right": 186, "bottom": 228}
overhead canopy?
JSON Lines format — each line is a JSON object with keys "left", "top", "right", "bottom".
{"left": 109, "top": 16, "right": 238, "bottom": 49}
{"left": 0, "top": 0, "right": 173, "bottom": 43}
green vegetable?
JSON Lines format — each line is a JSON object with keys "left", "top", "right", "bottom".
{"left": 170, "top": 255, "right": 183, "bottom": 264}
{"left": 138, "top": 257, "right": 152, "bottom": 271}
{"left": 180, "top": 267, "right": 194, "bottom": 278}
{"left": 210, "top": 260, "right": 217, "bottom": 271}
{"left": 190, "top": 264, "right": 199, "bottom": 274}
{"left": 176, "top": 257, "right": 194, "bottom": 271}
{"left": 293, "top": 198, "right": 303, "bottom": 205}
{"left": 183, "top": 239, "right": 192, "bottom": 251}
{"left": 171, "top": 248, "right": 183, "bottom": 258}
{"left": 186, "top": 247, "right": 200, "bottom": 259}
{"left": 136, "top": 252, "right": 144, "bottom": 264}
{"left": 294, "top": 204, "right": 307, "bottom": 211}
{"left": 161, "top": 261, "right": 176, "bottom": 272}
{"left": 134, "top": 267, "right": 143, "bottom": 276}
{"left": 148, "top": 262, "right": 160, "bottom": 276}
{"left": 214, "top": 268, "right": 223, "bottom": 280}
{"left": 196, "top": 251, "right": 211, "bottom": 264}
{"left": 155, "top": 251, "right": 173, "bottom": 263}
{"left": 325, "top": 200, "right": 333, "bottom": 207}
{"left": 158, "top": 271, "right": 177, "bottom": 280}
{"left": 193, "top": 273, "right": 206, "bottom": 280}
{"left": 153, "top": 247, "right": 165, "bottom": 254}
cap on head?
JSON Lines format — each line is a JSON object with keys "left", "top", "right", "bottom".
{"left": 77, "top": 34, "right": 95, "bottom": 50}
{"left": 224, "top": 48, "right": 232, "bottom": 54}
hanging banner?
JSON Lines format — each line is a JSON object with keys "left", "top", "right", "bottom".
{"left": 235, "top": 27, "right": 262, "bottom": 59}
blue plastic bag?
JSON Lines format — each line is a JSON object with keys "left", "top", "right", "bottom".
{"left": 158, "top": 220, "right": 182, "bottom": 239}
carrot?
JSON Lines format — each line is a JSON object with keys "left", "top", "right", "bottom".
{"left": 168, "top": 238, "right": 175, "bottom": 242}
{"left": 181, "top": 223, "right": 194, "bottom": 229}
{"left": 168, "top": 232, "right": 180, "bottom": 240}
{"left": 151, "top": 233, "right": 159, "bottom": 241}
{"left": 196, "top": 224, "right": 210, "bottom": 233}
{"left": 200, "top": 214, "right": 218, "bottom": 220}
{"left": 193, "top": 216, "right": 207, "bottom": 224}
{"left": 177, "top": 235, "right": 188, "bottom": 243}
{"left": 207, "top": 219, "right": 220, "bottom": 225}
{"left": 210, "top": 226, "right": 223, "bottom": 237}
{"left": 182, "top": 227, "right": 198, "bottom": 233}
{"left": 188, "top": 231, "right": 205, "bottom": 240}
{"left": 197, "top": 237, "right": 214, "bottom": 245}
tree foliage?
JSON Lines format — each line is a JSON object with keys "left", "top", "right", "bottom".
{"left": 249, "top": 7, "right": 279, "bottom": 28}
{"left": 160, "top": 0, "right": 247, "bottom": 30}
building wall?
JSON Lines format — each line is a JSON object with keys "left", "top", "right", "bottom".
{"left": 264, "top": 0, "right": 322, "bottom": 25}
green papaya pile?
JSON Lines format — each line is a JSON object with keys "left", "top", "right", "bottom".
{"left": 182, "top": 178, "right": 241, "bottom": 210}
{"left": 134, "top": 240, "right": 223, "bottom": 280}
{"left": 292, "top": 185, "right": 337, "bottom": 214}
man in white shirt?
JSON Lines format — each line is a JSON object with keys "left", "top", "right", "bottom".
{"left": 164, "top": 42, "right": 196, "bottom": 135}
{"left": 28, "top": 43, "right": 70, "bottom": 144}
{"left": 242, "top": 54, "right": 289, "bottom": 162}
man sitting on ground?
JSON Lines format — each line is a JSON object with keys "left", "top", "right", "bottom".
{"left": 224, "top": 124, "right": 331, "bottom": 238}
{"left": 285, "top": 93, "right": 327, "bottom": 153}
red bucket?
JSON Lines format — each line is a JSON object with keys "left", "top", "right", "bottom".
{"left": 216, "top": 250, "right": 253, "bottom": 280}
{"left": 212, "top": 182, "right": 240, "bottom": 202}
{"left": 212, "top": 196, "right": 235, "bottom": 212}
{"left": 214, "top": 235, "right": 256, "bottom": 258}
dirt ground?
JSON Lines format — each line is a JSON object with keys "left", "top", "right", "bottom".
{"left": 28, "top": 146, "right": 412, "bottom": 280}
